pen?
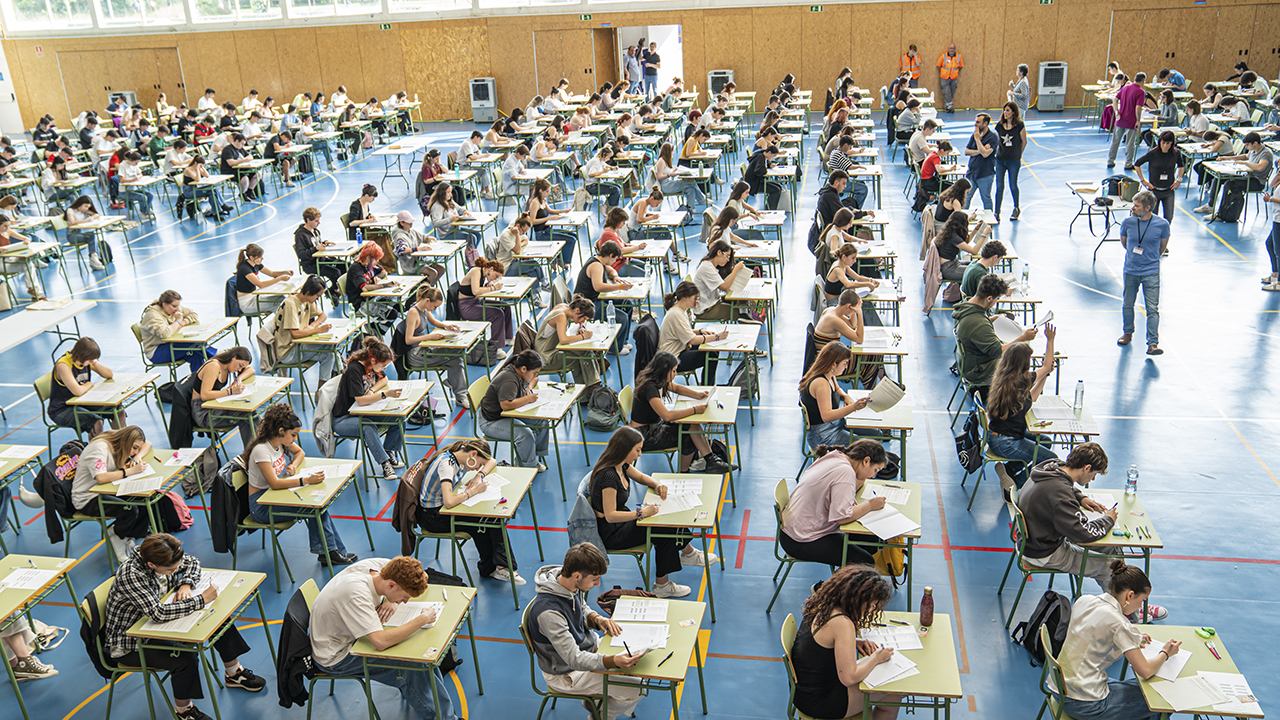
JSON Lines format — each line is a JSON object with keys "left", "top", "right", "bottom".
{"left": 1205, "top": 641, "right": 1221, "bottom": 660}
{"left": 194, "top": 608, "right": 215, "bottom": 627}
{"left": 27, "top": 559, "right": 37, "bottom": 569}
{"left": 1032, "top": 421, "right": 1052, "bottom": 428}
{"left": 291, "top": 490, "right": 304, "bottom": 501}
{"left": 442, "top": 588, "right": 449, "bottom": 601}
{"left": 888, "top": 619, "right": 911, "bottom": 626}
{"left": 657, "top": 651, "right": 674, "bottom": 666}
{"left": 623, "top": 641, "right": 632, "bottom": 656}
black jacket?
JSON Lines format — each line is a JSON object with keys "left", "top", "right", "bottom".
{"left": 33, "top": 440, "right": 85, "bottom": 544}
{"left": 294, "top": 225, "right": 320, "bottom": 275}
{"left": 744, "top": 150, "right": 770, "bottom": 196}
{"left": 167, "top": 372, "right": 199, "bottom": 450}
{"left": 276, "top": 587, "right": 316, "bottom": 707}
{"left": 210, "top": 456, "right": 247, "bottom": 554}
{"left": 816, "top": 185, "right": 845, "bottom": 227}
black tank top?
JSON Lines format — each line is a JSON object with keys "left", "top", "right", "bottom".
{"left": 575, "top": 257, "right": 603, "bottom": 301}
{"left": 791, "top": 618, "right": 848, "bottom": 720}
{"left": 197, "top": 360, "right": 230, "bottom": 393}
{"left": 800, "top": 377, "right": 839, "bottom": 425}
{"left": 823, "top": 270, "right": 845, "bottom": 297}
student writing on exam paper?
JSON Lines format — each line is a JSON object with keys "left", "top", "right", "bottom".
{"left": 812, "top": 289, "right": 884, "bottom": 388}
{"left": 400, "top": 285, "right": 470, "bottom": 410}
{"left": 692, "top": 240, "right": 748, "bottom": 322}
{"left": 783, "top": 440, "right": 888, "bottom": 568}
{"left": 953, "top": 274, "right": 1036, "bottom": 401}
{"left": 986, "top": 330, "right": 1058, "bottom": 495}
{"left": 243, "top": 403, "right": 357, "bottom": 566}
{"left": 235, "top": 242, "right": 293, "bottom": 315}
{"left": 799, "top": 343, "right": 874, "bottom": 450}
{"left": 332, "top": 338, "right": 405, "bottom": 483}
{"left": 533, "top": 295, "right": 603, "bottom": 393}
{"left": 654, "top": 141, "right": 706, "bottom": 210}
{"left": 0, "top": 214, "right": 45, "bottom": 302}
{"left": 309, "top": 555, "right": 457, "bottom": 720}
{"left": 410, "top": 438, "right": 522, "bottom": 585}
{"left": 494, "top": 214, "right": 548, "bottom": 308}
{"left": 293, "top": 206, "right": 340, "bottom": 295}
{"left": 823, "top": 244, "right": 879, "bottom": 307}
{"left": 48, "top": 337, "right": 122, "bottom": 438}
{"left": 934, "top": 210, "right": 984, "bottom": 282}
{"left": 600, "top": 206, "right": 653, "bottom": 277}
{"left": 190, "top": 346, "right": 256, "bottom": 446}
{"left": 72, "top": 426, "right": 154, "bottom": 561}
{"left": 660, "top": 281, "right": 725, "bottom": 385}
{"left": 527, "top": 543, "right": 645, "bottom": 720}
{"left": 960, "top": 240, "right": 1006, "bottom": 299}
{"left": 575, "top": 241, "right": 634, "bottom": 355}
{"left": 1055, "top": 561, "right": 1178, "bottom": 720}
{"left": 272, "top": 276, "right": 338, "bottom": 380}
{"left": 630, "top": 352, "right": 732, "bottom": 475}
{"left": 478, "top": 350, "right": 551, "bottom": 472}
{"left": 591, "top": 427, "right": 716, "bottom": 601}
{"left": 707, "top": 206, "right": 759, "bottom": 249}
{"left": 390, "top": 210, "right": 445, "bottom": 285}
{"left": 139, "top": 289, "right": 215, "bottom": 374}
{"left": 105, "top": 534, "right": 266, "bottom": 720}
{"left": 790, "top": 565, "right": 902, "bottom": 720}
{"left": 458, "top": 257, "right": 514, "bottom": 358}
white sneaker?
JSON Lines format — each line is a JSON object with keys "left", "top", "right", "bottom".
{"left": 381, "top": 461, "right": 399, "bottom": 481}
{"left": 1194, "top": 204, "right": 1212, "bottom": 213}
{"left": 681, "top": 547, "right": 718, "bottom": 567}
{"left": 107, "top": 529, "right": 131, "bottom": 563}
{"left": 490, "top": 567, "right": 526, "bottom": 585}
{"left": 536, "top": 462, "right": 548, "bottom": 474}
{"left": 534, "top": 296, "right": 549, "bottom": 309}
{"left": 654, "top": 580, "right": 691, "bottom": 598}
{"left": 495, "top": 348, "right": 509, "bottom": 360}
{"left": 619, "top": 343, "right": 632, "bottom": 355}
{"left": 390, "top": 458, "right": 406, "bottom": 469}
{"left": 689, "top": 457, "right": 707, "bottom": 472}
{"left": 89, "top": 253, "right": 104, "bottom": 271}
{"left": 505, "top": 338, "right": 515, "bottom": 347}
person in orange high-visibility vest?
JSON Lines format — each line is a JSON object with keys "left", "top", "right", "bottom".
{"left": 937, "top": 44, "right": 963, "bottom": 112}
{"left": 900, "top": 45, "right": 921, "bottom": 88}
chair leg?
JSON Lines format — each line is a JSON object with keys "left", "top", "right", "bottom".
{"left": 997, "top": 552, "right": 1016, "bottom": 594}
{"left": 966, "top": 465, "right": 986, "bottom": 510}
{"left": 1007, "top": 575, "right": 1030, "bottom": 628}
{"left": 766, "top": 562, "right": 794, "bottom": 613}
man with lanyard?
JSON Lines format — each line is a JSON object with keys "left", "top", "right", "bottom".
{"left": 900, "top": 45, "right": 920, "bottom": 89}
{"left": 623, "top": 47, "right": 643, "bottom": 95}
{"left": 1117, "top": 191, "right": 1169, "bottom": 356}
{"left": 937, "top": 44, "right": 963, "bottom": 113}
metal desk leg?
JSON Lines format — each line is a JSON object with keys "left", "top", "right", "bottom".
{"left": 500, "top": 520, "right": 520, "bottom": 609}
{"left": 694, "top": 635, "right": 707, "bottom": 713}
{"left": 253, "top": 590, "right": 277, "bottom": 664}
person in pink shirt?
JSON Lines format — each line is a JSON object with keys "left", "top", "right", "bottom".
{"left": 1109, "top": 71, "right": 1154, "bottom": 169}
{"left": 780, "top": 440, "right": 888, "bottom": 570}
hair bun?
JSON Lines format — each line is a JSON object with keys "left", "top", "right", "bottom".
{"left": 1108, "top": 558, "right": 1128, "bottom": 574}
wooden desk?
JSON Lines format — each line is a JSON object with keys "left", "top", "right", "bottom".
{"left": 671, "top": 385, "right": 741, "bottom": 506}
{"left": 88, "top": 447, "right": 197, "bottom": 535}
{"left": 201, "top": 375, "right": 292, "bottom": 436}
{"left": 724, "top": 276, "right": 778, "bottom": 355}
{"left": 160, "top": 316, "right": 240, "bottom": 372}
{"left": 0, "top": 444, "right": 44, "bottom": 550}
{"left": 1137, "top": 627, "right": 1261, "bottom": 719}
{"left": 68, "top": 372, "right": 164, "bottom": 436}
{"left": 640, "top": 473, "right": 726, "bottom": 620}
{"left": 360, "top": 274, "right": 424, "bottom": 323}
{"left": 1077, "top": 488, "right": 1162, "bottom": 619}
{"left": 546, "top": 210, "right": 592, "bottom": 265}
{"left": 840, "top": 479, "right": 922, "bottom": 606}
{"left": 599, "top": 598, "right": 707, "bottom": 720}
{"left": 1025, "top": 395, "right": 1101, "bottom": 448}
{"left": 127, "top": 569, "right": 275, "bottom": 720}
{"left": 861, "top": 612, "right": 963, "bottom": 719}
{"left": 441, "top": 466, "right": 542, "bottom": 607}
{"left": 0, "top": 555, "right": 80, "bottom": 720}
{"left": 848, "top": 325, "right": 909, "bottom": 384}
{"left": 350, "top": 584, "right": 482, "bottom": 720}
{"left": 0, "top": 298, "right": 95, "bottom": 360}
{"left": 501, "top": 383, "right": 586, "bottom": 500}
{"left": 415, "top": 319, "right": 490, "bottom": 376}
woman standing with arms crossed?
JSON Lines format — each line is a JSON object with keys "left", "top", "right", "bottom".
{"left": 994, "top": 101, "right": 1028, "bottom": 221}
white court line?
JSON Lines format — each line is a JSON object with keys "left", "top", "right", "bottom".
{"left": 3, "top": 392, "right": 36, "bottom": 412}
{"left": 747, "top": 406, "right": 1280, "bottom": 422}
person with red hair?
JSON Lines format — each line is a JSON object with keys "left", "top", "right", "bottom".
{"left": 344, "top": 242, "right": 393, "bottom": 314}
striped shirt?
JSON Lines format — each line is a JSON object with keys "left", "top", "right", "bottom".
{"left": 419, "top": 451, "right": 465, "bottom": 509}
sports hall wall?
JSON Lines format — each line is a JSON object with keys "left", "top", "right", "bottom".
{"left": 4, "top": 0, "right": 1279, "bottom": 132}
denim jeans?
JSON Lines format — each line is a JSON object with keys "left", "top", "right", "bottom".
{"left": 1267, "top": 222, "right": 1280, "bottom": 274}
{"left": 332, "top": 412, "right": 404, "bottom": 466}
{"left": 477, "top": 415, "right": 548, "bottom": 467}
{"left": 988, "top": 433, "right": 1057, "bottom": 486}
{"left": 316, "top": 653, "right": 456, "bottom": 720}
{"left": 585, "top": 182, "right": 621, "bottom": 208}
{"left": 407, "top": 348, "right": 468, "bottom": 402}
{"left": 247, "top": 490, "right": 347, "bottom": 555}
{"left": 67, "top": 230, "right": 99, "bottom": 256}
{"left": 807, "top": 418, "right": 847, "bottom": 451}
{"left": 658, "top": 176, "right": 706, "bottom": 208}
{"left": 151, "top": 344, "right": 215, "bottom": 375}
{"left": 969, "top": 172, "right": 994, "bottom": 210}
{"left": 280, "top": 344, "right": 337, "bottom": 380}
{"left": 1061, "top": 679, "right": 1160, "bottom": 720}
{"left": 123, "top": 187, "right": 153, "bottom": 214}
{"left": 644, "top": 75, "right": 658, "bottom": 94}
{"left": 842, "top": 180, "right": 869, "bottom": 209}
{"left": 993, "top": 158, "right": 1021, "bottom": 214}
{"left": 1122, "top": 272, "right": 1160, "bottom": 346}
{"left": 1108, "top": 127, "right": 1141, "bottom": 167}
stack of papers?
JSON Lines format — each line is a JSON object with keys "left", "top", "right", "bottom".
{"left": 866, "top": 379, "right": 905, "bottom": 413}
{"left": 116, "top": 476, "right": 164, "bottom": 495}
{"left": 0, "top": 445, "right": 43, "bottom": 459}
{"left": 660, "top": 478, "right": 704, "bottom": 495}
{"left": 1032, "top": 397, "right": 1078, "bottom": 421}
{"left": 862, "top": 624, "right": 924, "bottom": 651}
{"left": 1149, "top": 675, "right": 1230, "bottom": 712}
{"left": 863, "top": 651, "right": 919, "bottom": 687}
{"left": 857, "top": 506, "right": 921, "bottom": 540}
{"left": 1199, "top": 671, "right": 1261, "bottom": 715}
{"left": 317, "top": 463, "right": 356, "bottom": 480}
{"left": 385, "top": 601, "right": 444, "bottom": 629}
{"left": 78, "top": 388, "right": 120, "bottom": 404}
{"left": 0, "top": 567, "right": 58, "bottom": 590}
{"left": 387, "top": 379, "right": 427, "bottom": 391}
{"left": 1142, "top": 642, "right": 1192, "bottom": 681}
{"left": 649, "top": 491, "right": 701, "bottom": 516}
{"left": 612, "top": 598, "right": 669, "bottom": 622}
{"left": 140, "top": 609, "right": 211, "bottom": 634}
{"left": 461, "top": 472, "right": 510, "bottom": 507}
{"left": 862, "top": 484, "right": 911, "bottom": 506}
{"left": 608, "top": 623, "right": 670, "bottom": 653}
{"left": 175, "top": 570, "right": 238, "bottom": 597}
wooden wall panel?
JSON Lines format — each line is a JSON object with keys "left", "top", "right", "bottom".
{"left": 1211, "top": 6, "right": 1257, "bottom": 81}
{"left": 561, "top": 28, "right": 595, "bottom": 89}
{"left": 275, "top": 29, "right": 322, "bottom": 106}
{"left": 233, "top": 30, "right": 282, "bottom": 101}
{"left": 1001, "top": 4, "right": 1055, "bottom": 112}
{"left": 533, "top": 30, "right": 564, "bottom": 100}
{"left": 901, "top": 2, "right": 954, "bottom": 102}
{"left": 678, "top": 14, "right": 705, "bottom": 97}
{"left": 401, "top": 21, "right": 491, "bottom": 122}
{"left": 1054, "top": 2, "right": 1111, "bottom": 106}
{"left": 801, "top": 4, "right": 852, "bottom": 103}
{"left": 52, "top": 51, "right": 88, "bottom": 121}
{"left": 1169, "top": 8, "right": 1216, "bottom": 92}
{"left": 121, "top": 48, "right": 160, "bottom": 111}
{"left": 192, "top": 33, "right": 242, "bottom": 102}
{"left": 592, "top": 28, "right": 618, "bottom": 88}
{"left": 701, "top": 9, "right": 753, "bottom": 96}
{"left": 314, "top": 26, "right": 360, "bottom": 101}
{"left": 1108, "top": 10, "right": 1147, "bottom": 79}
{"left": 850, "top": 4, "right": 901, "bottom": 107}
{"left": 949, "top": 3, "right": 1001, "bottom": 110}
{"left": 1250, "top": 4, "right": 1280, "bottom": 80}
{"left": 487, "top": 23, "right": 534, "bottom": 115}
{"left": 751, "top": 7, "right": 796, "bottom": 93}
{"left": 156, "top": 47, "right": 188, "bottom": 108}
{"left": 359, "top": 25, "right": 406, "bottom": 102}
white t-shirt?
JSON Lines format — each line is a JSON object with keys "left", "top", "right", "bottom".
{"left": 331, "top": 92, "right": 349, "bottom": 107}
{"left": 309, "top": 558, "right": 390, "bottom": 667}
{"left": 117, "top": 162, "right": 143, "bottom": 182}
{"left": 1188, "top": 113, "right": 1210, "bottom": 135}
{"left": 197, "top": 97, "right": 219, "bottom": 113}
{"left": 459, "top": 138, "right": 481, "bottom": 161}
{"left": 246, "top": 442, "right": 287, "bottom": 491}
{"left": 163, "top": 149, "right": 190, "bottom": 175}
{"left": 1231, "top": 103, "right": 1251, "bottom": 122}
{"left": 72, "top": 439, "right": 119, "bottom": 510}
{"left": 692, "top": 260, "right": 725, "bottom": 315}
{"left": 1056, "top": 593, "right": 1143, "bottom": 702}
{"left": 583, "top": 156, "right": 606, "bottom": 179}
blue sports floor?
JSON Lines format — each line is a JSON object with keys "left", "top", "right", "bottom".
{"left": 1, "top": 109, "right": 1278, "bottom": 720}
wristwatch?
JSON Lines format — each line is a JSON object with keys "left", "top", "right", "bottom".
{"left": 380, "top": 391, "right": 386, "bottom": 400}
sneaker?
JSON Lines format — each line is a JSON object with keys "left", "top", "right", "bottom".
{"left": 1106, "top": 162, "right": 1115, "bottom": 169}
{"left": 390, "top": 458, "right": 406, "bottom": 469}
{"left": 536, "top": 462, "right": 548, "bottom": 474}
{"left": 382, "top": 460, "right": 399, "bottom": 481}
{"left": 653, "top": 580, "right": 691, "bottom": 598}
{"left": 681, "top": 547, "right": 718, "bottom": 567}
{"left": 619, "top": 343, "right": 632, "bottom": 356}
{"left": 457, "top": 393, "right": 471, "bottom": 410}
{"left": 106, "top": 529, "right": 132, "bottom": 563}
{"left": 489, "top": 567, "right": 526, "bottom": 585}
{"left": 481, "top": 189, "right": 497, "bottom": 200}
{"left": 534, "top": 296, "right": 549, "bottom": 309}
{"left": 1127, "top": 604, "right": 1169, "bottom": 622}
{"left": 318, "top": 550, "right": 358, "bottom": 566}
{"left": 702, "top": 456, "right": 732, "bottom": 474}
{"left": 10, "top": 655, "right": 57, "bottom": 681}
{"left": 995, "top": 463, "right": 1015, "bottom": 493}
{"left": 224, "top": 667, "right": 266, "bottom": 692}
{"left": 505, "top": 338, "right": 515, "bottom": 347}
{"left": 284, "top": 181, "right": 295, "bottom": 188}
{"left": 495, "top": 348, "right": 509, "bottom": 360}
{"left": 1194, "top": 204, "right": 1212, "bottom": 213}
{"left": 175, "top": 705, "right": 213, "bottom": 720}
{"left": 1146, "top": 345, "right": 1163, "bottom": 356}
{"left": 689, "top": 456, "right": 707, "bottom": 472}
{"left": 1262, "top": 275, "right": 1278, "bottom": 284}
{"left": 1010, "top": 207, "right": 1021, "bottom": 220}
{"left": 89, "top": 253, "right": 104, "bottom": 271}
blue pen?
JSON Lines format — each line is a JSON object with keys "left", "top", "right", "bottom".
{"left": 27, "top": 559, "right": 37, "bottom": 569}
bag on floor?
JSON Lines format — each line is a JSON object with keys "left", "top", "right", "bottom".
{"left": 595, "top": 586, "right": 658, "bottom": 617}
{"left": 572, "top": 187, "right": 592, "bottom": 213}
{"left": 584, "top": 384, "right": 623, "bottom": 432}
{"left": 1217, "top": 187, "right": 1245, "bottom": 223}
{"left": 873, "top": 538, "right": 907, "bottom": 586}
{"left": 1011, "top": 590, "right": 1073, "bottom": 666}
{"left": 166, "top": 491, "right": 195, "bottom": 530}
{"left": 941, "top": 282, "right": 962, "bottom": 303}
{"left": 156, "top": 382, "right": 178, "bottom": 405}
{"left": 875, "top": 451, "right": 901, "bottom": 480}
{"left": 728, "top": 359, "right": 759, "bottom": 400}
{"left": 955, "top": 409, "right": 983, "bottom": 473}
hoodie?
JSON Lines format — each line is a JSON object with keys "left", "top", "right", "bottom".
{"left": 1017, "top": 459, "right": 1115, "bottom": 559}
{"left": 526, "top": 565, "right": 609, "bottom": 675}
{"left": 952, "top": 300, "right": 1002, "bottom": 385}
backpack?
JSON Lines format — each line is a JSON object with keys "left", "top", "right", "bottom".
{"left": 595, "top": 585, "right": 658, "bottom": 616}
{"left": 1217, "top": 185, "right": 1245, "bottom": 223}
{"left": 728, "top": 360, "right": 759, "bottom": 401}
{"left": 873, "top": 538, "right": 907, "bottom": 586}
{"left": 875, "top": 451, "right": 901, "bottom": 480}
{"left": 1011, "top": 590, "right": 1073, "bottom": 666}
{"left": 166, "top": 491, "right": 194, "bottom": 530}
{"left": 181, "top": 446, "right": 220, "bottom": 499}
{"left": 584, "top": 384, "right": 623, "bottom": 432}
{"left": 955, "top": 409, "right": 983, "bottom": 473}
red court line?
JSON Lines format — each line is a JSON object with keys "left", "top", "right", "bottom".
{"left": 735, "top": 510, "right": 751, "bottom": 569}
{"left": 25, "top": 510, "right": 45, "bottom": 526}
{"left": 376, "top": 408, "right": 467, "bottom": 519}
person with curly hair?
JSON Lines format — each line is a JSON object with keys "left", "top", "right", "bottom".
{"left": 331, "top": 337, "right": 405, "bottom": 482}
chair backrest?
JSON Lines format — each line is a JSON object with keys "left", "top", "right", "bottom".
{"left": 231, "top": 469, "right": 248, "bottom": 492}
{"left": 78, "top": 577, "right": 116, "bottom": 668}
{"left": 773, "top": 478, "right": 790, "bottom": 526}
{"left": 518, "top": 600, "right": 550, "bottom": 697}
{"left": 1252, "top": 109, "right": 1263, "bottom": 125}
{"left": 1038, "top": 623, "right": 1070, "bottom": 719}
{"left": 617, "top": 385, "right": 633, "bottom": 419}
{"left": 551, "top": 275, "right": 571, "bottom": 307}
{"left": 300, "top": 578, "right": 320, "bottom": 610}
{"left": 34, "top": 371, "right": 53, "bottom": 404}
{"left": 129, "top": 322, "right": 147, "bottom": 350}
{"left": 1010, "top": 491, "right": 1033, "bottom": 557}
{"left": 780, "top": 613, "right": 801, "bottom": 686}
{"left": 467, "top": 375, "right": 491, "bottom": 421}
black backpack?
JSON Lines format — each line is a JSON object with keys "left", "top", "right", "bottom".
{"left": 954, "top": 409, "right": 983, "bottom": 474}
{"left": 1011, "top": 590, "right": 1073, "bottom": 666}
{"left": 1217, "top": 186, "right": 1245, "bottom": 223}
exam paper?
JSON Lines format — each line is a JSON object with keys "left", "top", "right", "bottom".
{"left": 1143, "top": 642, "right": 1192, "bottom": 681}
{"left": 612, "top": 598, "right": 670, "bottom": 623}
{"left": 460, "top": 474, "right": 510, "bottom": 507}
{"left": 1199, "top": 671, "right": 1261, "bottom": 715}
{"left": 857, "top": 507, "right": 921, "bottom": 541}
{"left": 115, "top": 477, "right": 164, "bottom": 495}
{"left": 165, "top": 448, "right": 205, "bottom": 467}
{"left": 659, "top": 479, "right": 704, "bottom": 496}
{"left": 867, "top": 379, "right": 905, "bottom": 413}
{"left": 862, "top": 625, "right": 924, "bottom": 651}
{"left": 608, "top": 623, "right": 669, "bottom": 652}
{"left": 387, "top": 379, "right": 427, "bottom": 391}
{"left": 140, "top": 610, "right": 209, "bottom": 634}
{"left": 177, "top": 571, "right": 238, "bottom": 597}
{"left": 385, "top": 601, "right": 443, "bottom": 629}
{"left": 78, "top": 388, "right": 119, "bottom": 404}
{"left": 863, "top": 651, "right": 919, "bottom": 687}
{"left": 318, "top": 463, "right": 356, "bottom": 480}
{"left": 0, "top": 445, "right": 42, "bottom": 459}
{"left": 1, "top": 568, "right": 57, "bottom": 590}
{"left": 1150, "top": 675, "right": 1230, "bottom": 711}
{"left": 862, "top": 484, "right": 911, "bottom": 506}
{"left": 1032, "top": 397, "right": 1077, "bottom": 421}
{"left": 650, "top": 491, "right": 701, "bottom": 516}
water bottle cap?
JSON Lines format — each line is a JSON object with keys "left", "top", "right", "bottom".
{"left": 923, "top": 586, "right": 933, "bottom": 594}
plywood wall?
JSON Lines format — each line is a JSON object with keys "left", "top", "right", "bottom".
{"left": 5, "top": 0, "right": 1279, "bottom": 131}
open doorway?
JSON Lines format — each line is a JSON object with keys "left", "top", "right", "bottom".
{"left": 617, "top": 25, "right": 683, "bottom": 96}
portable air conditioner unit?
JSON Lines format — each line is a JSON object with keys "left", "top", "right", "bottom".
{"left": 708, "top": 70, "right": 734, "bottom": 95}
{"left": 470, "top": 78, "right": 496, "bottom": 123}
{"left": 1038, "top": 62, "right": 1067, "bottom": 112}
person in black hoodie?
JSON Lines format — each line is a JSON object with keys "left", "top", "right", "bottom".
{"left": 744, "top": 144, "right": 782, "bottom": 210}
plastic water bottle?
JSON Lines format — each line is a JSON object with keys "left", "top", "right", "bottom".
{"left": 606, "top": 301, "right": 617, "bottom": 327}
{"left": 355, "top": 227, "right": 364, "bottom": 245}
{"left": 1073, "top": 380, "right": 1084, "bottom": 411}
{"left": 919, "top": 587, "right": 934, "bottom": 628}
{"left": 1021, "top": 264, "right": 1030, "bottom": 287}
{"left": 1126, "top": 465, "right": 1139, "bottom": 495}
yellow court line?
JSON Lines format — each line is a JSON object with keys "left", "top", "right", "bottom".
{"left": 1176, "top": 204, "right": 1254, "bottom": 265}
{"left": 450, "top": 670, "right": 468, "bottom": 719}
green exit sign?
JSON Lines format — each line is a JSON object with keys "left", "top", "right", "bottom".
{"left": 579, "top": 13, "right": 591, "bottom": 20}
{"left": 810, "top": 5, "right": 823, "bottom": 11}
{"left": 1039, "top": 0, "right": 1052, "bottom": 4}
{"left": 379, "top": 23, "right": 391, "bottom": 29}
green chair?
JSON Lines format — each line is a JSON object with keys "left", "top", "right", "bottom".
{"left": 797, "top": 412, "right": 823, "bottom": 480}
{"left": 520, "top": 600, "right": 608, "bottom": 720}
{"left": 130, "top": 323, "right": 186, "bottom": 385}
{"left": 410, "top": 519, "right": 475, "bottom": 586}
{"left": 947, "top": 339, "right": 977, "bottom": 428}
{"left": 50, "top": 216, "right": 90, "bottom": 277}
{"left": 34, "top": 372, "right": 84, "bottom": 457}
{"left": 617, "top": 386, "right": 675, "bottom": 472}
{"left": 273, "top": 347, "right": 318, "bottom": 412}
{"left": 998, "top": 487, "right": 1078, "bottom": 628}
{"left": 231, "top": 469, "right": 297, "bottom": 593}
{"left": 78, "top": 577, "right": 177, "bottom": 720}
{"left": 961, "top": 403, "right": 1024, "bottom": 511}
{"left": 766, "top": 479, "right": 806, "bottom": 613}
{"left": 466, "top": 375, "right": 511, "bottom": 464}
{"left": 782, "top": 613, "right": 862, "bottom": 720}
{"left": 299, "top": 579, "right": 382, "bottom": 720}
{"left": 1034, "top": 624, "right": 1080, "bottom": 720}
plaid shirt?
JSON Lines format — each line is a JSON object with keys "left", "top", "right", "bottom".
{"left": 104, "top": 552, "right": 205, "bottom": 658}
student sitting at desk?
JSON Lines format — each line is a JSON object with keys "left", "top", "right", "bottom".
{"left": 139, "top": 289, "right": 215, "bottom": 374}
{"left": 235, "top": 242, "right": 292, "bottom": 315}
{"left": 799, "top": 343, "right": 873, "bottom": 449}
{"left": 744, "top": 143, "right": 783, "bottom": 210}
{"left": 457, "top": 130, "right": 494, "bottom": 200}
{"left": 590, "top": 427, "right": 715, "bottom": 600}
{"left": 680, "top": 128, "right": 722, "bottom": 192}
{"left": 390, "top": 210, "right": 445, "bottom": 284}
{"left": 654, "top": 141, "right": 706, "bottom": 211}
{"left": 986, "top": 329, "right": 1058, "bottom": 495}
{"left": 293, "top": 206, "right": 332, "bottom": 280}
{"left": 117, "top": 151, "right": 154, "bottom": 217}
{"left": 64, "top": 196, "right": 108, "bottom": 271}
{"left": 1198, "top": 131, "right": 1274, "bottom": 220}
{"left": 823, "top": 244, "right": 879, "bottom": 307}
{"left": 73, "top": 426, "right": 155, "bottom": 560}
{"left": 1182, "top": 100, "right": 1210, "bottom": 140}
{"left": 458, "top": 257, "right": 514, "bottom": 359}
{"left": 189, "top": 346, "right": 256, "bottom": 446}
{"left": 493, "top": 214, "right": 549, "bottom": 306}
{"left": 161, "top": 137, "right": 191, "bottom": 177}
{"left": 934, "top": 210, "right": 985, "bottom": 282}
{"left": 531, "top": 132, "right": 567, "bottom": 192}
{"left": 1187, "top": 130, "right": 1231, "bottom": 197}
{"left": 244, "top": 403, "right": 356, "bottom": 565}
{"left": 631, "top": 351, "right": 732, "bottom": 476}
{"left": 478, "top": 350, "right": 550, "bottom": 471}
{"left": 783, "top": 439, "right": 887, "bottom": 567}
{"left": 310, "top": 555, "right": 454, "bottom": 720}
{"left": 528, "top": 543, "right": 644, "bottom": 720}
{"left": 40, "top": 155, "right": 77, "bottom": 207}
{"left": 399, "top": 285, "right": 469, "bottom": 409}
{"left": 426, "top": 182, "right": 479, "bottom": 248}
{"left": 105, "top": 533, "right": 266, "bottom": 720}
{"left": 419, "top": 148, "right": 462, "bottom": 206}
{"left": 954, "top": 274, "right": 1036, "bottom": 401}
{"left": 692, "top": 240, "right": 748, "bottom": 322}
{"left": 0, "top": 213, "right": 45, "bottom": 301}
{"left": 347, "top": 183, "right": 380, "bottom": 241}
{"left": 181, "top": 155, "right": 232, "bottom": 222}
{"left": 919, "top": 140, "right": 953, "bottom": 197}
{"left": 791, "top": 565, "right": 901, "bottom": 720}
{"left": 534, "top": 295, "right": 603, "bottom": 392}
{"left": 264, "top": 130, "right": 295, "bottom": 188}
{"left": 1219, "top": 96, "right": 1251, "bottom": 123}
{"left": 216, "top": 103, "right": 236, "bottom": 130}
{"left": 960, "top": 240, "right": 1007, "bottom": 298}
{"left": 660, "top": 281, "right": 725, "bottom": 384}
{"left": 1055, "top": 561, "right": 1179, "bottom": 720}
{"left": 411, "top": 438, "right": 521, "bottom": 585}
{"left": 583, "top": 145, "right": 623, "bottom": 208}
{"left": 331, "top": 337, "right": 405, "bottom": 482}
{"left": 273, "top": 275, "right": 338, "bottom": 381}
{"left": 47, "top": 336, "right": 121, "bottom": 437}
{"left": 526, "top": 179, "right": 571, "bottom": 265}
{"left": 175, "top": 108, "right": 198, "bottom": 137}
{"left": 220, "top": 133, "right": 262, "bottom": 202}
{"left": 599, "top": 206, "right": 650, "bottom": 276}
{"left": 575, "top": 241, "right": 633, "bottom": 354}
{"left": 500, "top": 145, "right": 530, "bottom": 199}
{"left": 1017, "top": 442, "right": 1169, "bottom": 622}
